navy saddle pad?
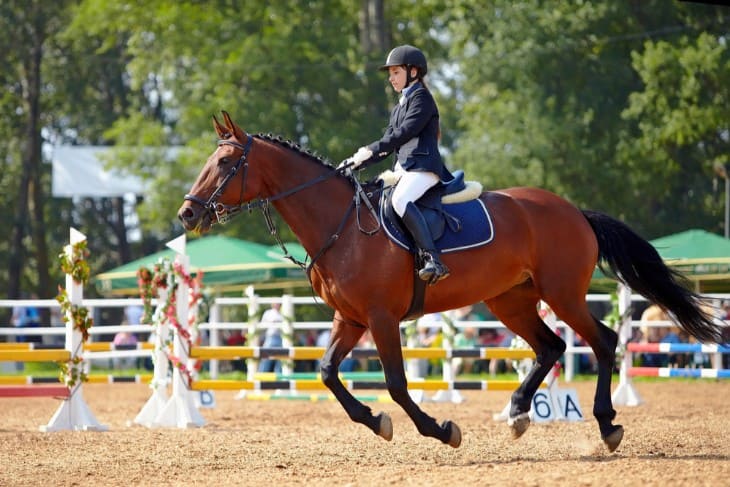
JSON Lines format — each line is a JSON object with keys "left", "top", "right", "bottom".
{"left": 380, "top": 198, "right": 495, "bottom": 253}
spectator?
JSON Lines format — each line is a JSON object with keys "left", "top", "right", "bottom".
{"left": 639, "top": 305, "right": 665, "bottom": 366}
{"left": 661, "top": 325, "right": 687, "bottom": 367}
{"left": 224, "top": 330, "right": 247, "bottom": 372}
{"left": 47, "top": 306, "right": 65, "bottom": 346}
{"left": 112, "top": 330, "right": 138, "bottom": 370}
{"left": 258, "top": 302, "right": 284, "bottom": 373}
{"left": 295, "top": 329, "right": 319, "bottom": 372}
{"left": 12, "top": 295, "right": 41, "bottom": 344}
{"left": 453, "top": 326, "right": 478, "bottom": 374}
{"left": 125, "top": 304, "right": 144, "bottom": 326}
{"left": 414, "top": 313, "right": 442, "bottom": 376}
{"left": 407, "top": 323, "right": 431, "bottom": 378}
{"left": 490, "top": 328, "right": 516, "bottom": 376}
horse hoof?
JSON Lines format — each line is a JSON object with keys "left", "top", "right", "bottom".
{"left": 603, "top": 425, "right": 624, "bottom": 453}
{"left": 443, "top": 420, "right": 462, "bottom": 448}
{"left": 508, "top": 412, "right": 530, "bottom": 439}
{"left": 377, "top": 412, "right": 393, "bottom": 441}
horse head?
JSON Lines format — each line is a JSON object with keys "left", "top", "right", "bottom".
{"left": 178, "top": 111, "right": 262, "bottom": 233}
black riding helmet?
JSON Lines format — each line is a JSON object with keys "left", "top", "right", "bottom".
{"left": 379, "top": 45, "right": 428, "bottom": 84}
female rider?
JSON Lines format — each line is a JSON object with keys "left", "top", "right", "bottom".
{"left": 345, "top": 45, "right": 450, "bottom": 284}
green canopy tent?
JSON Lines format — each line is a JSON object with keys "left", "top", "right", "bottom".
{"left": 266, "top": 242, "right": 309, "bottom": 266}
{"left": 591, "top": 229, "right": 730, "bottom": 292}
{"left": 94, "top": 236, "right": 310, "bottom": 295}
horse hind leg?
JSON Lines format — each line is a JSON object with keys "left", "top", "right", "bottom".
{"left": 547, "top": 300, "right": 623, "bottom": 452}
{"left": 485, "top": 289, "right": 566, "bottom": 440}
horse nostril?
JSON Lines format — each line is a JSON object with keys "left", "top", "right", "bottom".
{"left": 179, "top": 207, "right": 196, "bottom": 222}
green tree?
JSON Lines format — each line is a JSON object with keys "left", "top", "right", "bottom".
{"left": 65, "top": 0, "right": 451, "bottom": 244}
{"left": 0, "top": 0, "right": 170, "bottom": 299}
{"left": 618, "top": 5, "right": 730, "bottom": 235}
{"left": 440, "top": 1, "right": 728, "bottom": 237}
{"left": 0, "top": 1, "right": 71, "bottom": 299}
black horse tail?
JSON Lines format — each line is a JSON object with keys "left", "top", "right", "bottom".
{"left": 582, "top": 210, "right": 726, "bottom": 345}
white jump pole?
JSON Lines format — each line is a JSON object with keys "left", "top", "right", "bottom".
{"left": 42, "top": 228, "right": 107, "bottom": 432}
{"left": 281, "top": 294, "right": 294, "bottom": 376}
{"left": 612, "top": 283, "right": 643, "bottom": 406}
{"left": 235, "top": 287, "right": 259, "bottom": 400}
{"left": 431, "top": 314, "right": 464, "bottom": 403}
{"left": 134, "top": 287, "right": 170, "bottom": 427}
{"left": 154, "top": 234, "right": 205, "bottom": 428}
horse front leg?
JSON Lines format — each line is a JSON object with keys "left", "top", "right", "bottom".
{"left": 369, "top": 314, "right": 462, "bottom": 448}
{"left": 320, "top": 311, "right": 392, "bottom": 441}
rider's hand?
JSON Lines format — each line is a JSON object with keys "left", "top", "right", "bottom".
{"left": 337, "top": 158, "right": 354, "bottom": 170}
{"left": 349, "top": 147, "right": 373, "bottom": 169}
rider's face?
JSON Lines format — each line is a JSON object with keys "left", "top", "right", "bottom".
{"left": 388, "top": 65, "right": 412, "bottom": 93}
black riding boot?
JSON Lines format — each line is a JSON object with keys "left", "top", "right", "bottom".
{"left": 401, "top": 202, "right": 450, "bottom": 284}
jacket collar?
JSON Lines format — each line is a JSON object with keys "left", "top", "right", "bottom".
{"left": 399, "top": 81, "right": 422, "bottom": 105}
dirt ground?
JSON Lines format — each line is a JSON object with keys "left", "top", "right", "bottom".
{"left": 1, "top": 380, "right": 728, "bottom": 486}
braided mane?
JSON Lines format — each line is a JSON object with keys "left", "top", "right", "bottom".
{"left": 253, "top": 133, "right": 334, "bottom": 169}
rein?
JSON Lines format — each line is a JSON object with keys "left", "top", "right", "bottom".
{"left": 184, "top": 135, "right": 380, "bottom": 272}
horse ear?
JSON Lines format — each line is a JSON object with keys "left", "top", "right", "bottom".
{"left": 212, "top": 114, "right": 227, "bottom": 138}
{"left": 221, "top": 110, "right": 246, "bottom": 142}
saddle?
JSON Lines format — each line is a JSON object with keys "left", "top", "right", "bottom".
{"left": 377, "top": 170, "right": 493, "bottom": 254}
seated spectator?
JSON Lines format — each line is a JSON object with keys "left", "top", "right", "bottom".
{"left": 410, "top": 322, "right": 438, "bottom": 377}
{"left": 639, "top": 305, "right": 669, "bottom": 367}
{"left": 112, "top": 331, "right": 138, "bottom": 370}
{"left": 661, "top": 325, "right": 687, "bottom": 367}
{"left": 453, "top": 326, "right": 478, "bottom": 374}
{"left": 224, "top": 330, "right": 247, "bottom": 372}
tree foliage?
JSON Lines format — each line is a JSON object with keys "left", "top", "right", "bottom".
{"left": 0, "top": 0, "right": 728, "bottom": 299}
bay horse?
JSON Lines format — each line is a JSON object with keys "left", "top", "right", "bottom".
{"left": 178, "top": 111, "right": 725, "bottom": 452}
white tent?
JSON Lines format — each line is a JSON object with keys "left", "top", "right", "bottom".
{"left": 51, "top": 146, "right": 150, "bottom": 198}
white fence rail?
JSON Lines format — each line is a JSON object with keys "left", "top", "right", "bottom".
{"left": 1, "top": 293, "right": 728, "bottom": 381}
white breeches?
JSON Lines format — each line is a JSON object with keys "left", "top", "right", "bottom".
{"left": 391, "top": 163, "right": 440, "bottom": 217}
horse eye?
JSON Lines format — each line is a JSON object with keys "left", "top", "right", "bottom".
{"left": 219, "top": 157, "right": 232, "bottom": 166}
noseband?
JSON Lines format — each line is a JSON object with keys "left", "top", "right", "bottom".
{"left": 183, "top": 135, "right": 254, "bottom": 224}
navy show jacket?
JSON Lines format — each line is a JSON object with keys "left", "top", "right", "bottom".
{"left": 366, "top": 82, "right": 448, "bottom": 179}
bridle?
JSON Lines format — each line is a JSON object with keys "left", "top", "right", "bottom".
{"left": 183, "top": 134, "right": 380, "bottom": 270}
{"left": 183, "top": 135, "right": 254, "bottom": 225}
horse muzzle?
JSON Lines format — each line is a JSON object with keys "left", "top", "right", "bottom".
{"left": 178, "top": 204, "right": 213, "bottom": 233}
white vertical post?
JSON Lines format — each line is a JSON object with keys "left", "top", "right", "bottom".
{"left": 431, "top": 313, "right": 463, "bottom": 403}
{"left": 134, "top": 288, "right": 170, "bottom": 427}
{"left": 612, "top": 283, "right": 642, "bottom": 406}
{"left": 281, "top": 294, "right": 294, "bottom": 376}
{"left": 42, "top": 228, "right": 107, "bottom": 432}
{"left": 236, "top": 287, "right": 259, "bottom": 400}
{"left": 209, "top": 299, "right": 221, "bottom": 379}
{"left": 564, "top": 327, "right": 576, "bottom": 383}
{"left": 245, "top": 287, "right": 259, "bottom": 382}
{"left": 405, "top": 321, "right": 420, "bottom": 378}
{"left": 154, "top": 235, "right": 205, "bottom": 428}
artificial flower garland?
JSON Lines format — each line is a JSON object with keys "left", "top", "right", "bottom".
{"left": 59, "top": 240, "right": 90, "bottom": 284}
{"left": 55, "top": 240, "right": 93, "bottom": 388}
{"left": 137, "top": 258, "right": 204, "bottom": 387}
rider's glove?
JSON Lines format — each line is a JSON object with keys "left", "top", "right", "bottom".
{"left": 350, "top": 147, "right": 373, "bottom": 169}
